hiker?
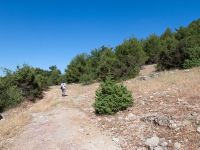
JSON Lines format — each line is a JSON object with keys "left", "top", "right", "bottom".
{"left": 60, "top": 82, "right": 67, "bottom": 96}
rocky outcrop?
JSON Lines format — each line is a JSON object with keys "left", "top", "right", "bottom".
{"left": 145, "top": 136, "right": 168, "bottom": 150}
{"left": 141, "top": 113, "right": 183, "bottom": 130}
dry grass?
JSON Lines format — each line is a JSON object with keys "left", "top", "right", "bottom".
{"left": 30, "top": 86, "right": 62, "bottom": 113}
{"left": 125, "top": 67, "right": 200, "bottom": 95}
{"left": 0, "top": 103, "right": 32, "bottom": 148}
{"left": 1, "top": 66, "right": 200, "bottom": 149}
{"left": 89, "top": 67, "right": 200, "bottom": 149}
{"left": 0, "top": 111, "right": 31, "bottom": 139}
{"left": 139, "top": 64, "right": 156, "bottom": 76}
{"left": 30, "top": 98, "right": 57, "bottom": 113}
{"left": 0, "top": 87, "right": 59, "bottom": 147}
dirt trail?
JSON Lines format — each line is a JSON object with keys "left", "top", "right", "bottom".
{"left": 4, "top": 66, "right": 200, "bottom": 149}
{"left": 8, "top": 87, "right": 121, "bottom": 150}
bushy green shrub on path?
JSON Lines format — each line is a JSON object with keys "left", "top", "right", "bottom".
{"left": 94, "top": 78, "right": 133, "bottom": 115}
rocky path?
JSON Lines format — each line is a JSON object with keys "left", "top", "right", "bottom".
{"left": 3, "top": 66, "right": 200, "bottom": 150}
{"left": 7, "top": 87, "right": 120, "bottom": 150}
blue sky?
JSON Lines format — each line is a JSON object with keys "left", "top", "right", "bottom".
{"left": 0, "top": 0, "right": 200, "bottom": 74}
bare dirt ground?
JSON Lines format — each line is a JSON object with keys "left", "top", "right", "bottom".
{"left": 1, "top": 87, "right": 120, "bottom": 150}
{"left": 1, "top": 65, "right": 200, "bottom": 150}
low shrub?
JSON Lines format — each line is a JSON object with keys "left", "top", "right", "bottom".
{"left": 183, "top": 47, "right": 200, "bottom": 69}
{"left": 13, "top": 65, "right": 43, "bottom": 101}
{"left": 0, "top": 83, "right": 23, "bottom": 112}
{"left": 80, "top": 73, "right": 94, "bottom": 85}
{"left": 93, "top": 78, "right": 133, "bottom": 115}
{"left": 183, "top": 59, "right": 200, "bottom": 69}
{"left": 0, "top": 65, "right": 50, "bottom": 112}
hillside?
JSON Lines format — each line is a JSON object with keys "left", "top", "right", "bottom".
{"left": 0, "top": 65, "right": 200, "bottom": 150}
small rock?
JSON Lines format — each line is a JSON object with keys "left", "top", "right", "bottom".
{"left": 196, "top": 116, "right": 200, "bottom": 125}
{"left": 160, "top": 141, "right": 168, "bottom": 147}
{"left": 139, "top": 76, "right": 151, "bottom": 81}
{"left": 112, "top": 137, "right": 120, "bottom": 144}
{"left": 154, "top": 146, "right": 163, "bottom": 150}
{"left": 145, "top": 136, "right": 160, "bottom": 148}
{"left": 197, "top": 126, "right": 200, "bottom": 133}
{"left": 141, "top": 114, "right": 173, "bottom": 128}
{"left": 177, "top": 98, "right": 182, "bottom": 102}
{"left": 140, "top": 100, "right": 145, "bottom": 105}
{"left": 118, "top": 116, "right": 123, "bottom": 120}
{"left": 0, "top": 114, "right": 3, "bottom": 120}
{"left": 136, "top": 147, "right": 146, "bottom": 150}
{"left": 191, "top": 112, "right": 198, "bottom": 116}
{"left": 79, "top": 128, "right": 84, "bottom": 132}
{"left": 169, "top": 120, "right": 177, "bottom": 129}
{"left": 168, "top": 140, "right": 172, "bottom": 144}
{"left": 184, "top": 69, "right": 190, "bottom": 72}
{"left": 105, "top": 117, "right": 112, "bottom": 122}
{"left": 125, "top": 113, "right": 137, "bottom": 121}
{"left": 150, "top": 73, "right": 160, "bottom": 78}
{"left": 174, "top": 142, "right": 181, "bottom": 150}
{"left": 128, "top": 113, "right": 134, "bottom": 117}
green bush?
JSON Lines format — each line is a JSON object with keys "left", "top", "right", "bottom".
{"left": 13, "top": 65, "right": 42, "bottom": 100}
{"left": 80, "top": 73, "right": 95, "bottom": 85}
{"left": 157, "top": 48, "right": 186, "bottom": 70}
{"left": 34, "top": 74, "right": 48, "bottom": 90}
{"left": 183, "top": 59, "right": 200, "bottom": 69}
{"left": 65, "top": 54, "right": 89, "bottom": 83}
{"left": 0, "top": 72, "right": 22, "bottom": 112}
{"left": 93, "top": 78, "right": 133, "bottom": 115}
{"left": 65, "top": 42, "right": 147, "bottom": 84}
{"left": 5, "top": 86, "right": 23, "bottom": 108}
{"left": 0, "top": 64, "right": 63, "bottom": 112}
{"left": 115, "top": 38, "right": 147, "bottom": 79}
{"left": 157, "top": 47, "right": 200, "bottom": 70}
{"left": 0, "top": 84, "right": 23, "bottom": 112}
{"left": 157, "top": 19, "right": 200, "bottom": 70}
{"left": 183, "top": 47, "right": 200, "bottom": 69}
{"left": 48, "top": 65, "right": 62, "bottom": 85}
{"left": 143, "top": 34, "right": 163, "bottom": 64}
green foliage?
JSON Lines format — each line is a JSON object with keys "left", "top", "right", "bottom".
{"left": 143, "top": 34, "right": 163, "bottom": 64}
{"left": 93, "top": 78, "right": 133, "bottom": 115}
{"left": 183, "top": 59, "right": 200, "bottom": 69}
{"left": 0, "top": 78, "right": 23, "bottom": 112}
{"left": 48, "top": 65, "right": 62, "bottom": 85}
{"left": 65, "top": 18, "right": 200, "bottom": 83}
{"left": 0, "top": 87, "right": 23, "bottom": 112}
{"left": 96, "top": 47, "right": 116, "bottom": 80}
{"left": 157, "top": 48, "right": 186, "bottom": 70}
{"left": 115, "top": 38, "right": 147, "bottom": 66}
{"left": 157, "top": 19, "right": 200, "bottom": 70}
{"left": 79, "top": 73, "right": 94, "bottom": 85}
{"left": 65, "top": 41, "right": 146, "bottom": 84}
{"left": 65, "top": 54, "right": 89, "bottom": 83}
{"left": 0, "top": 64, "right": 63, "bottom": 112}
{"left": 12, "top": 65, "right": 42, "bottom": 100}
{"left": 35, "top": 66, "right": 63, "bottom": 86}
{"left": 115, "top": 38, "right": 147, "bottom": 79}
{"left": 35, "top": 74, "right": 48, "bottom": 90}
{"left": 160, "top": 28, "right": 178, "bottom": 52}
{"left": 183, "top": 47, "right": 200, "bottom": 68}
{"left": 185, "top": 47, "right": 200, "bottom": 60}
